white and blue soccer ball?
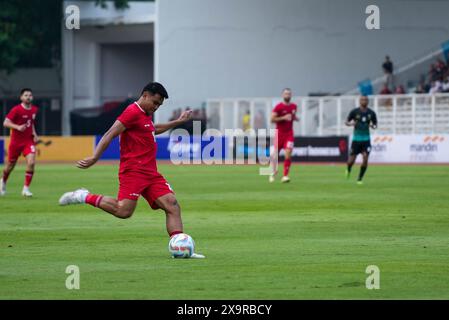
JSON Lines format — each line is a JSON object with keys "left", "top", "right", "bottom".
{"left": 168, "top": 233, "right": 195, "bottom": 258}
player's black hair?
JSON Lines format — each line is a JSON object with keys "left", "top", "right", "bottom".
{"left": 141, "top": 82, "right": 169, "bottom": 99}
{"left": 20, "top": 88, "right": 32, "bottom": 96}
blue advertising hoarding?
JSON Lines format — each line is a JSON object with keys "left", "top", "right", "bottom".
{"left": 95, "top": 135, "right": 228, "bottom": 161}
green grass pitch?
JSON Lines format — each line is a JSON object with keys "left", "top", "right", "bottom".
{"left": 1, "top": 163, "right": 449, "bottom": 299}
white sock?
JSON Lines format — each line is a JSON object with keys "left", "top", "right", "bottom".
{"left": 79, "top": 190, "right": 88, "bottom": 203}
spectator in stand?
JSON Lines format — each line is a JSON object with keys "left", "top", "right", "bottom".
{"left": 382, "top": 56, "right": 394, "bottom": 91}
{"left": 428, "top": 63, "right": 439, "bottom": 83}
{"left": 434, "top": 60, "right": 446, "bottom": 80}
{"left": 415, "top": 83, "right": 426, "bottom": 94}
{"left": 242, "top": 110, "right": 251, "bottom": 132}
{"left": 436, "top": 58, "right": 447, "bottom": 73}
{"left": 429, "top": 80, "right": 443, "bottom": 94}
{"left": 379, "top": 83, "right": 392, "bottom": 95}
{"left": 379, "top": 83, "right": 392, "bottom": 108}
{"left": 395, "top": 85, "right": 406, "bottom": 94}
{"left": 168, "top": 110, "right": 178, "bottom": 122}
{"left": 442, "top": 76, "right": 449, "bottom": 93}
{"left": 382, "top": 56, "right": 394, "bottom": 74}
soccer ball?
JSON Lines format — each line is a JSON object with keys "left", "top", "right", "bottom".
{"left": 168, "top": 233, "right": 195, "bottom": 258}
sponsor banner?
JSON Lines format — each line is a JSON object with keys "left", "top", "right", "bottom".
{"left": 3, "top": 136, "right": 95, "bottom": 162}
{"left": 96, "top": 135, "right": 120, "bottom": 160}
{"left": 289, "top": 136, "right": 348, "bottom": 162}
{"left": 234, "top": 136, "right": 349, "bottom": 163}
{"left": 233, "top": 136, "right": 271, "bottom": 162}
{"left": 158, "top": 135, "right": 228, "bottom": 161}
{"left": 0, "top": 138, "right": 4, "bottom": 164}
{"left": 96, "top": 135, "right": 228, "bottom": 161}
{"left": 360, "top": 134, "right": 449, "bottom": 163}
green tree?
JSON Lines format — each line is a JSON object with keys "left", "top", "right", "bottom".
{"left": 0, "top": 0, "right": 131, "bottom": 74}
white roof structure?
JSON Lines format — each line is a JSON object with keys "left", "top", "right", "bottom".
{"left": 66, "top": 0, "right": 156, "bottom": 26}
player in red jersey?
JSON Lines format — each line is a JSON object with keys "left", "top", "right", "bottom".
{"left": 1, "top": 88, "right": 39, "bottom": 197}
{"left": 269, "top": 88, "right": 299, "bottom": 183}
{"left": 58, "top": 82, "right": 205, "bottom": 258}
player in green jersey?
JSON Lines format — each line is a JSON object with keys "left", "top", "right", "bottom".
{"left": 345, "top": 95, "right": 378, "bottom": 184}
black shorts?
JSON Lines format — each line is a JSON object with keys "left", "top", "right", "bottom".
{"left": 350, "top": 141, "right": 372, "bottom": 155}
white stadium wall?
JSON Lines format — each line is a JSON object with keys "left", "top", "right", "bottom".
{"left": 157, "top": 0, "right": 449, "bottom": 122}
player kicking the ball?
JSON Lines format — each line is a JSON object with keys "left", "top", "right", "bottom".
{"left": 269, "top": 88, "right": 299, "bottom": 183}
{"left": 58, "top": 82, "right": 204, "bottom": 258}
{"left": 345, "top": 95, "right": 378, "bottom": 184}
{"left": 1, "top": 88, "right": 38, "bottom": 197}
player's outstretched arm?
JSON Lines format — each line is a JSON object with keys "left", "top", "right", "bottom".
{"left": 154, "top": 110, "right": 193, "bottom": 135}
{"left": 3, "top": 118, "right": 26, "bottom": 132}
{"left": 77, "top": 120, "right": 126, "bottom": 169}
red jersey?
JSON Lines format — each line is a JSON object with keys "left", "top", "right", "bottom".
{"left": 5, "top": 104, "right": 38, "bottom": 144}
{"left": 273, "top": 102, "right": 297, "bottom": 134}
{"left": 117, "top": 102, "right": 157, "bottom": 176}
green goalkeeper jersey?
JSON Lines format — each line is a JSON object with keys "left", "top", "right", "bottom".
{"left": 347, "top": 107, "right": 378, "bottom": 142}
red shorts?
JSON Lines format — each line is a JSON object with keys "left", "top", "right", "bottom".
{"left": 118, "top": 172, "right": 174, "bottom": 210}
{"left": 8, "top": 141, "right": 36, "bottom": 163}
{"left": 275, "top": 132, "right": 294, "bottom": 151}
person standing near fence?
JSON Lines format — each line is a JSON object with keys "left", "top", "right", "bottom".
{"left": 1, "top": 88, "right": 39, "bottom": 197}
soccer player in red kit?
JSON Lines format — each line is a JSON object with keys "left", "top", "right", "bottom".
{"left": 269, "top": 88, "right": 299, "bottom": 183}
{"left": 58, "top": 82, "right": 205, "bottom": 258}
{"left": 1, "top": 88, "right": 38, "bottom": 197}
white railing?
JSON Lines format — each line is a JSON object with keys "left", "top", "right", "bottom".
{"left": 206, "top": 93, "right": 449, "bottom": 136}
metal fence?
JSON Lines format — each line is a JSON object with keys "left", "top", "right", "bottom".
{"left": 206, "top": 93, "right": 449, "bottom": 136}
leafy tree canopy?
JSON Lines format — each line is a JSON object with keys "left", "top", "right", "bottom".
{"left": 0, "top": 0, "right": 136, "bottom": 73}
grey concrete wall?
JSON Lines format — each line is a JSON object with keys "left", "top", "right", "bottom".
{"left": 100, "top": 43, "right": 154, "bottom": 103}
{"left": 157, "top": 0, "right": 449, "bottom": 121}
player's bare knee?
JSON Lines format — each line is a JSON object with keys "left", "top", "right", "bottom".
{"left": 117, "top": 208, "right": 133, "bottom": 219}
{"left": 115, "top": 204, "right": 134, "bottom": 219}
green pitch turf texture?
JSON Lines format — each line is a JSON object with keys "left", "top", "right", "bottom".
{"left": 1, "top": 163, "right": 448, "bottom": 299}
